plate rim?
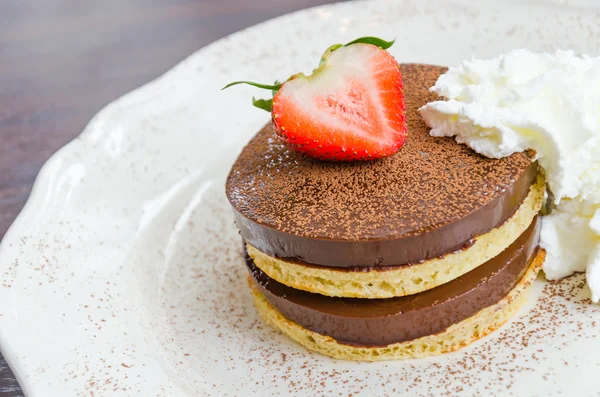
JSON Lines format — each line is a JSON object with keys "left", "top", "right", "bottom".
{"left": 1, "top": 0, "right": 599, "bottom": 395}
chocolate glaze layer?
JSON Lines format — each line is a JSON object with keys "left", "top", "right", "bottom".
{"left": 248, "top": 217, "right": 540, "bottom": 347}
{"left": 227, "top": 64, "right": 537, "bottom": 267}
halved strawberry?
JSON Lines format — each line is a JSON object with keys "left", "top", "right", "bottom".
{"left": 223, "top": 37, "right": 406, "bottom": 161}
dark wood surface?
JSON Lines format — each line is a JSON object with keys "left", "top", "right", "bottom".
{"left": 0, "top": 1, "right": 341, "bottom": 395}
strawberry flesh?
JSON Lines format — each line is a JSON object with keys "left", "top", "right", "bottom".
{"left": 272, "top": 43, "right": 406, "bottom": 161}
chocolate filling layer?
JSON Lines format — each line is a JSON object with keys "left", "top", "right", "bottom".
{"left": 227, "top": 64, "right": 537, "bottom": 267}
{"left": 248, "top": 217, "right": 540, "bottom": 347}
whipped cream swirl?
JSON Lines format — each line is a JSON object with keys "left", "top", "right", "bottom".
{"left": 419, "top": 49, "right": 600, "bottom": 302}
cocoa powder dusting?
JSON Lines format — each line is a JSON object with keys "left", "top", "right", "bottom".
{"left": 184, "top": 189, "right": 599, "bottom": 395}
{"left": 226, "top": 64, "right": 532, "bottom": 240}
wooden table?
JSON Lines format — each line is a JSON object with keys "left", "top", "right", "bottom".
{"left": 0, "top": 1, "right": 341, "bottom": 394}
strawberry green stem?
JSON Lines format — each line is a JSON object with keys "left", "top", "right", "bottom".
{"left": 222, "top": 80, "right": 281, "bottom": 112}
{"left": 344, "top": 36, "right": 395, "bottom": 49}
{"left": 252, "top": 97, "right": 273, "bottom": 112}
{"left": 221, "top": 81, "right": 282, "bottom": 91}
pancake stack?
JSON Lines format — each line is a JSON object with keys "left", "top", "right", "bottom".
{"left": 226, "top": 64, "right": 545, "bottom": 361}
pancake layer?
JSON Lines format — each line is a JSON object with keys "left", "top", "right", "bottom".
{"left": 247, "top": 176, "right": 544, "bottom": 298}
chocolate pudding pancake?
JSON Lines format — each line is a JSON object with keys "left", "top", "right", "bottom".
{"left": 227, "top": 64, "right": 543, "bottom": 298}
{"left": 226, "top": 46, "right": 546, "bottom": 361}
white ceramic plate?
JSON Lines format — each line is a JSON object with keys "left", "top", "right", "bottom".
{"left": 2, "top": 0, "right": 600, "bottom": 396}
